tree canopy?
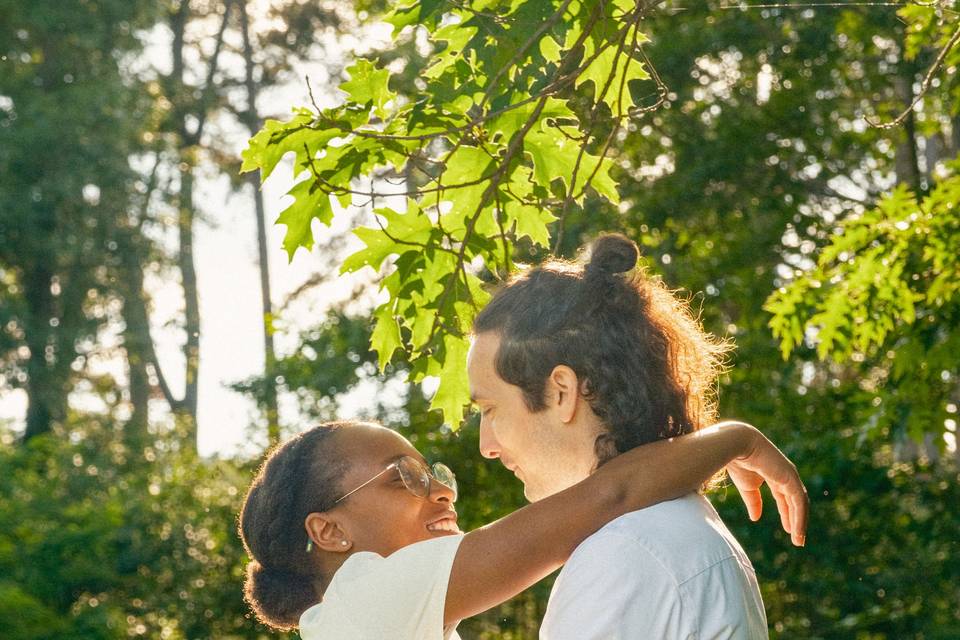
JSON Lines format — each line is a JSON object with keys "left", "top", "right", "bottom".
{"left": 2, "top": 0, "right": 959, "bottom": 637}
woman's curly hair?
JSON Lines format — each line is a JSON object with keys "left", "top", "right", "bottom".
{"left": 238, "top": 421, "right": 354, "bottom": 630}
{"left": 473, "top": 233, "right": 731, "bottom": 467}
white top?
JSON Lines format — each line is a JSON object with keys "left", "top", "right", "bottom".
{"left": 299, "top": 534, "right": 464, "bottom": 640}
{"left": 540, "top": 493, "right": 767, "bottom": 640}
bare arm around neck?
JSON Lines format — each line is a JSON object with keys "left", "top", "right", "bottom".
{"left": 444, "top": 421, "right": 807, "bottom": 625}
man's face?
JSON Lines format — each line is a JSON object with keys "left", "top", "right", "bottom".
{"left": 467, "top": 331, "right": 590, "bottom": 502}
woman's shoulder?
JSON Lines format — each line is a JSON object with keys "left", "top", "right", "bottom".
{"left": 385, "top": 533, "right": 464, "bottom": 565}
{"left": 299, "top": 534, "right": 464, "bottom": 638}
{"left": 342, "top": 533, "right": 464, "bottom": 585}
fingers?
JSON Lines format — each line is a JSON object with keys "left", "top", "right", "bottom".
{"left": 787, "top": 479, "right": 809, "bottom": 547}
{"left": 739, "top": 488, "right": 763, "bottom": 522}
{"left": 772, "top": 489, "right": 792, "bottom": 536}
{"left": 727, "top": 465, "right": 764, "bottom": 522}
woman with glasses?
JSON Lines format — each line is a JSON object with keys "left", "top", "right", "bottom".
{"left": 238, "top": 419, "right": 806, "bottom": 639}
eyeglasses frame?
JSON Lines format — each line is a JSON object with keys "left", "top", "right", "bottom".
{"left": 332, "top": 455, "right": 456, "bottom": 505}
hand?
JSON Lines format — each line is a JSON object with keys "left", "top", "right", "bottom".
{"left": 724, "top": 424, "right": 808, "bottom": 547}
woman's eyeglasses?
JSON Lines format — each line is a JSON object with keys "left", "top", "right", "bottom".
{"left": 333, "top": 455, "right": 458, "bottom": 504}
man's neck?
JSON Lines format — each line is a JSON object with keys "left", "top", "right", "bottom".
{"left": 552, "top": 411, "right": 608, "bottom": 489}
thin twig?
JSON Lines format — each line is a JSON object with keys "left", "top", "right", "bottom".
{"left": 866, "top": 21, "right": 960, "bottom": 130}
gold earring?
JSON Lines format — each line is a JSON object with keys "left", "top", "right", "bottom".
{"left": 306, "top": 540, "right": 313, "bottom": 553}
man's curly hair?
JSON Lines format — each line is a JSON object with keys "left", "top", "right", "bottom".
{"left": 473, "top": 233, "right": 730, "bottom": 467}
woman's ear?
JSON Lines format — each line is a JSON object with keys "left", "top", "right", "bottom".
{"left": 305, "top": 512, "right": 353, "bottom": 553}
{"left": 547, "top": 365, "right": 581, "bottom": 424}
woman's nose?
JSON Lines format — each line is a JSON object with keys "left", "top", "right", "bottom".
{"left": 429, "top": 475, "right": 457, "bottom": 503}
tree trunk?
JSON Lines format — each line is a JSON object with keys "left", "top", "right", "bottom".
{"left": 22, "top": 262, "right": 65, "bottom": 441}
{"left": 252, "top": 175, "right": 280, "bottom": 444}
{"left": 893, "top": 76, "right": 922, "bottom": 192}
{"left": 177, "top": 164, "right": 201, "bottom": 448}
{"left": 118, "top": 232, "right": 154, "bottom": 446}
{"left": 240, "top": 0, "right": 280, "bottom": 444}
{"left": 952, "top": 114, "right": 960, "bottom": 157}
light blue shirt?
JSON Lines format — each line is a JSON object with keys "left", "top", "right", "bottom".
{"left": 541, "top": 493, "right": 768, "bottom": 640}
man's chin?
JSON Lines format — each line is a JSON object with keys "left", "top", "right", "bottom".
{"left": 523, "top": 476, "right": 581, "bottom": 503}
{"left": 522, "top": 484, "right": 547, "bottom": 503}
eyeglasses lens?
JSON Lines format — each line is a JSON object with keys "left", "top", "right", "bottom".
{"left": 397, "top": 457, "right": 431, "bottom": 498}
{"left": 396, "top": 457, "right": 458, "bottom": 501}
{"left": 431, "top": 462, "right": 458, "bottom": 501}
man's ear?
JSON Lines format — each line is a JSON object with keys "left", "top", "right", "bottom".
{"left": 305, "top": 512, "right": 353, "bottom": 553}
{"left": 548, "top": 365, "right": 581, "bottom": 424}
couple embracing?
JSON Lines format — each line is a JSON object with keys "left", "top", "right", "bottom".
{"left": 239, "top": 234, "right": 808, "bottom": 639}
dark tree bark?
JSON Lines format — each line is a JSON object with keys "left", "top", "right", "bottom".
{"left": 239, "top": 0, "right": 280, "bottom": 444}
{"left": 118, "top": 230, "right": 154, "bottom": 445}
{"left": 893, "top": 76, "right": 922, "bottom": 193}
{"left": 952, "top": 115, "right": 960, "bottom": 157}
{"left": 176, "top": 166, "right": 201, "bottom": 440}
{"left": 22, "top": 262, "right": 65, "bottom": 440}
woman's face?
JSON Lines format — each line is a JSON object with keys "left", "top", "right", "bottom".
{"left": 329, "top": 424, "right": 459, "bottom": 557}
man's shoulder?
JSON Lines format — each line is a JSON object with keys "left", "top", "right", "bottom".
{"left": 568, "top": 493, "right": 752, "bottom": 585}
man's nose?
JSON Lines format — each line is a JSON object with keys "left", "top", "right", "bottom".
{"left": 478, "top": 419, "right": 501, "bottom": 459}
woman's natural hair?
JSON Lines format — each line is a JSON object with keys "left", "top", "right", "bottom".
{"left": 473, "top": 233, "right": 730, "bottom": 466}
{"left": 238, "top": 421, "right": 356, "bottom": 630}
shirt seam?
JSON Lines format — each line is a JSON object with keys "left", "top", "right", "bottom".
{"left": 581, "top": 529, "right": 739, "bottom": 588}
{"left": 675, "top": 554, "right": 740, "bottom": 587}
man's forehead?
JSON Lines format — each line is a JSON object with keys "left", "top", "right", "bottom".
{"left": 467, "top": 332, "right": 500, "bottom": 368}
{"left": 466, "top": 334, "right": 501, "bottom": 397}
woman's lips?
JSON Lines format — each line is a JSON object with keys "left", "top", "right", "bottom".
{"left": 426, "top": 511, "right": 460, "bottom": 533}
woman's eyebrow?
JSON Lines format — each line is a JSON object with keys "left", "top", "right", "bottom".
{"left": 381, "top": 452, "right": 428, "bottom": 467}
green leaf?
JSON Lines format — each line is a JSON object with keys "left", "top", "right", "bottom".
{"left": 420, "top": 250, "right": 458, "bottom": 301}
{"left": 539, "top": 35, "right": 563, "bottom": 63}
{"left": 428, "top": 332, "right": 470, "bottom": 429}
{"left": 439, "top": 146, "right": 498, "bottom": 238}
{"left": 578, "top": 37, "right": 650, "bottom": 112}
{"left": 340, "top": 59, "right": 396, "bottom": 119}
{"left": 489, "top": 97, "right": 574, "bottom": 144}
{"left": 574, "top": 153, "right": 619, "bottom": 203}
{"left": 384, "top": 0, "right": 421, "bottom": 33}
{"left": 341, "top": 201, "right": 434, "bottom": 274}
{"left": 276, "top": 179, "right": 335, "bottom": 260}
{"left": 507, "top": 199, "right": 556, "bottom": 246}
{"left": 370, "top": 302, "right": 402, "bottom": 372}
{"left": 241, "top": 110, "right": 338, "bottom": 182}
{"left": 525, "top": 127, "right": 572, "bottom": 189}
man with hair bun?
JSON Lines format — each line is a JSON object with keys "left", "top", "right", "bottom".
{"left": 469, "top": 233, "right": 781, "bottom": 638}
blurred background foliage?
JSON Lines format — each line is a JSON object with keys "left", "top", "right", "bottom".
{"left": 1, "top": 1, "right": 959, "bottom": 638}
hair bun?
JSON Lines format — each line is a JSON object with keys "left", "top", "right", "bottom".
{"left": 244, "top": 560, "right": 316, "bottom": 631}
{"left": 585, "top": 233, "right": 639, "bottom": 279}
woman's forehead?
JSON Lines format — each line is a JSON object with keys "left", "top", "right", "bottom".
{"left": 337, "top": 423, "right": 420, "bottom": 470}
